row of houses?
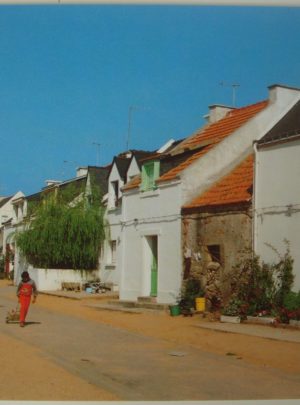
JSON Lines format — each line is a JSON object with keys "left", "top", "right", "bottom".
{"left": 1, "top": 83, "right": 300, "bottom": 306}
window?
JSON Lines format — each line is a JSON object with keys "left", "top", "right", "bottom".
{"left": 141, "top": 161, "right": 160, "bottom": 191}
{"left": 107, "top": 240, "right": 116, "bottom": 266}
{"left": 206, "top": 245, "right": 222, "bottom": 264}
{"left": 111, "top": 180, "right": 119, "bottom": 207}
{"left": 110, "top": 240, "right": 117, "bottom": 264}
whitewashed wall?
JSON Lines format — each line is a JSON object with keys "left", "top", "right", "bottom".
{"left": 100, "top": 209, "right": 122, "bottom": 286}
{"left": 101, "top": 155, "right": 145, "bottom": 288}
{"left": 254, "top": 138, "right": 300, "bottom": 291}
{"left": 121, "top": 181, "right": 182, "bottom": 303}
{"left": 100, "top": 161, "right": 125, "bottom": 286}
{"left": 19, "top": 266, "right": 99, "bottom": 291}
{"left": 126, "top": 157, "right": 140, "bottom": 180}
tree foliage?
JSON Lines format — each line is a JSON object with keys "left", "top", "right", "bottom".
{"left": 16, "top": 181, "right": 106, "bottom": 270}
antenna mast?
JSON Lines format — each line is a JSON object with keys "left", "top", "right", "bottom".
{"left": 219, "top": 82, "right": 240, "bottom": 107}
{"left": 92, "top": 142, "right": 101, "bottom": 166}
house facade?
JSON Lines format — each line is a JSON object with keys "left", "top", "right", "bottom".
{"left": 101, "top": 150, "right": 155, "bottom": 289}
{"left": 118, "top": 84, "right": 300, "bottom": 304}
{"left": 181, "top": 155, "right": 253, "bottom": 308}
{"left": 254, "top": 99, "right": 300, "bottom": 290}
{"left": 0, "top": 191, "right": 25, "bottom": 277}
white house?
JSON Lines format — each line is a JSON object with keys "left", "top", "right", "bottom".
{"left": 119, "top": 84, "right": 300, "bottom": 304}
{"left": 0, "top": 191, "right": 25, "bottom": 276}
{"left": 13, "top": 166, "right": 110, "bottom": 291}
{"left": 101, "top": 150, "right": 156, "bottom": 289}
{"left": 254, "top": 99, "right": 300, "bottom": 290}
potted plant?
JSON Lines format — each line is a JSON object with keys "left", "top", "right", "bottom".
{"left": 221, "top": 297, "right": 242, "bottom": 323}
{"left": 180, "top": 277, "right": 205, "bottom": 315}
{"left": 169, "top": 293, "right": 182, "bottom": 317}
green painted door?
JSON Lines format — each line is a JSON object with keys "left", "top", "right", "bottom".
{"left": 150, "top": 238, "right": 158, "bottom": 297}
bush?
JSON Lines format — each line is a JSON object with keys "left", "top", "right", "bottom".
{"left": 225, "top": 243, "right": 295, "bottom": 318}
{"left": 281, "top": 291, "right": 300, "bottom": 321}
{"left": 273, "top": 244, "right": 294, "bottom": 308}
{"left": 228, "top": 254, "right": 277, "bottom": 316}
{"left": 283, "top": 291, "right": 300, "bottom": 311}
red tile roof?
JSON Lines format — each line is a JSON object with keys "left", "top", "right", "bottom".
{"left": 122, "top": 99, "right": 267, "bottom": 192}
{"left": 183, "top": 154, "right": 253, "bottom": 210}
{"left": 123, "top": 174, "right": 141, "bottom": 191}
{"left": 158, "top": 100, "right": 267, "bottom": 183}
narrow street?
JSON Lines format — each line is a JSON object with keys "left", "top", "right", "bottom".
{"left": 1, "top": 281, "right": 300, "bottom": 401}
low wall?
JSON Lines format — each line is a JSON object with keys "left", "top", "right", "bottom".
{"left": 27, "top": 268, "right": 99, "bottom": 291}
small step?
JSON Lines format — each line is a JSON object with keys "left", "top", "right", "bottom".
{"left": 107, "top": 299, "right": 170, "bottom": 311}
{"left": 137, "top": 296, "right": 157, "bottom": 304}
{"left": 107, "top": 300, "right": 137, "bottom": 308}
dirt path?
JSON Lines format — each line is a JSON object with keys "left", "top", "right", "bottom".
{"left": 0, "top": 331, "right": 119, "bottom": 401}
{"left": 36, "top": 292, "right": 300, "bottom": 375}
{"left": 1, "top": 280, "right": 300, "bottom": 400}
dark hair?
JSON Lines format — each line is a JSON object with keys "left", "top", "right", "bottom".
{"left": 21, "top": 271, "right": 30, "bottom": 282}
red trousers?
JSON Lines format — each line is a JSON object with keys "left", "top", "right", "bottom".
{"left": 19, "top": 295, "right": 31, "bottom": 323}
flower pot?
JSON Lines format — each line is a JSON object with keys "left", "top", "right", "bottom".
{"left": 195, "top": 297, "right": 206, "bottom": 312}
{"left": 169, "top": 304, "right": 181, "bottom": 316}
{"left": 246, "top": 316, "right": 276, "bottom": 325}
{"left": 289, "top": 319, "right": 300, "bottom": 328}
{"left": 220, "top": 315, "right": 241, "bottom": 324}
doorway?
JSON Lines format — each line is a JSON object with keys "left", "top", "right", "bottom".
{"left": 145, "top": 235, "right": 158, "bottom": 297}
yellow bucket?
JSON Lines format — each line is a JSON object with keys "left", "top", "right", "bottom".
{"left": 195, "top": 297, "right": 206, "bottom": 312}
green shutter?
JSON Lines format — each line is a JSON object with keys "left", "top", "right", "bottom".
{"left": 150, "top": 248, "right": 158, "bottom": 296}
{"left": 141, "top": 161, "right": 160, "bottom": 191}
{"left": 141, "top": 165, "right": 148, "bottom": 191}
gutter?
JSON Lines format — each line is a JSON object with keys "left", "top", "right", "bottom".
{"left": 257, "top": 131, "right": 300, "bottom": 150}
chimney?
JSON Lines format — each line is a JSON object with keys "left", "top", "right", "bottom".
{"left": 204, "top": 104, "right": 235, "bottom": 124}
{"left": 76, "top": 167, "right": 88, "bottom": 177}
{"left": 268, "top": 83, "right": 300, "bottom": 103}
{"left": 45, "top": 180, "right": 61, "bottom": 187}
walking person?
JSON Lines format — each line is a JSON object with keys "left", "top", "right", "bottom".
{"left": 17, "top": 271, "right": 38, "bottom": 327}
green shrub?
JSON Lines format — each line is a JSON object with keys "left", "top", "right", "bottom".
{"left": 228, "top": 254, "right": 277, "bottom": 316}
{"left": 225, "top": 242, "right": 295, "bottom": 317}
{"left": 283, "top": 291, "right": 300, "bottom": 311}
{"left": 273, "top": 244, "right": 294, "bottom": 307}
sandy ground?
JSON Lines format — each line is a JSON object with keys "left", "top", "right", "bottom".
{"left": 1, "top": 279, "right": 300, "bottom": 400}
{"left": 36, "top": 293, "right": 300, "bottom": 374}
{"left": 0, "top": 332, "right": 119, "bottom": 401}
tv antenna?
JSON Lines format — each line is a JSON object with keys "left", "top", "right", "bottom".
{"left": 92, "top": 142, "right": 101, "bottom": 166}
{"left": 126, "top": 105, "right": 149, "bottom": 150}
{"left": 219, "top": 82, "right": 240, "bottom": 107}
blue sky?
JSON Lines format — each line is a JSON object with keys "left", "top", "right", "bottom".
{"left": 0, "top": 4, "right": 299, "bottom": 196}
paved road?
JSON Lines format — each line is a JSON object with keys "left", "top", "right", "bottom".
{"left": 1, "top": 293, "right": 300, "bottom": 401}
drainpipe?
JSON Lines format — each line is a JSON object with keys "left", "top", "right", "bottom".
{"left": 252, "top": 140, "right": 259, "bottom": 257}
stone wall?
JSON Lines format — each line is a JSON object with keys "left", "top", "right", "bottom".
{"left": 182, "top": 206, "right": 252, "bottom": 308}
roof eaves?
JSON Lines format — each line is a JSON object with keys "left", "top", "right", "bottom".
{"left": 257, "top": 130, "right": 300, "bottom": 149}
{"left": 182, "top": 200, "right": 251, "bottom": 215}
